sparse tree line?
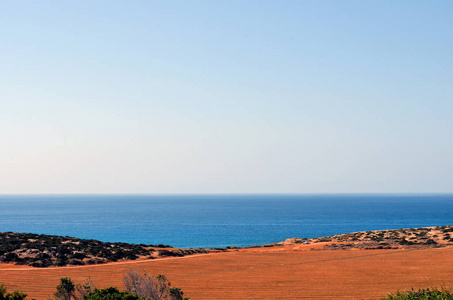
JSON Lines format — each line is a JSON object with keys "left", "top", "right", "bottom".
{"left": 3, "top": 277, "right": 453, "bottom": 300}
{"left": 1, "top": 269, "right": 189, "bottom": 300}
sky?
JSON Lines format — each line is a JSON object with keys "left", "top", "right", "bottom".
{"left": 0, "top": 1, "right": 452, "bottom": 194}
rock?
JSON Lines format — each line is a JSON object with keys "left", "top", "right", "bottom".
{"left": 284, "top": 238, "right": 298, "bottom": 245}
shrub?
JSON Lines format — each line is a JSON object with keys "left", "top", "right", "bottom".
{"left": 68, "top": 259, "right": 84, "bottom": 266}
{"left": 382, "top": 287, "right": 453, "bottom": 299}
{"left": 2, "top": 253, "right": 19, "bottom": 263}
{"left": 167, "top": 287, "right": 188, "bottom": 300}
{"left": 70, "top": 253, "right": 87, "bottom": 260}
{"left": 425, "top": 239, "right": 437, "bottom": 245}
{"left": 0, "top": 284, "right": 27, "bottom": 300}
{"left": 157, "top": 250, "right": 183, "bottom": 257}
{"left": 84, "top": 287, "right": 143, "bottom": 300}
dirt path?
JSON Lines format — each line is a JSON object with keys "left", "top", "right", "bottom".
{"left": 0, "top": 252, "right": 223, "bottom": 271}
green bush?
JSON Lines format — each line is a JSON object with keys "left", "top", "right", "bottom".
{"left": 84, "top": 287, "right": 143, "bottom": 300}
{"left": 382, "top": 287, "right": 453, "bottom": 299}
{"left": 0, "top": 284, "right": 27, "bottom": 300}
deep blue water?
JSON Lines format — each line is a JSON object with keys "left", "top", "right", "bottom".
{"left": 0, "top": 194, "right": 452, "bottom": 248}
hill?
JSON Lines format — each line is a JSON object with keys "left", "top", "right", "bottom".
{"left": 0, "top": 232, "right": 207, "bottom": 267}
{"left": 284, "top": 225, "right": 453, "bottom": 250}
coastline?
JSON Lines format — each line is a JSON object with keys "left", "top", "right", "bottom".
{"left": 2, "top": 225, "right": 452, "bottom": 268}
{"left": 2, "top": 225, "right": 453, "bottom": 299}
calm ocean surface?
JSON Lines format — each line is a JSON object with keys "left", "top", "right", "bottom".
{"left": 0, "top": 194, "right": 452, "bottom": 248}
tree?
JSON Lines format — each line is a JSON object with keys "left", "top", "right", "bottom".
{"left": 124, "top": 269, "right": 167, "bottom": 299}
{"left": 75, "top": 277, "right": 95, "bottom": 299}
{"left": 54, "top": 277, "right": 75, "bottom": 300}
{"left": 123, "top": 269, "right": 189, "bottom": 300}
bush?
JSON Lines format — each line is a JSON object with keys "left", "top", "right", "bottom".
{"left": 425, "top": 239, "right": 437, "bottom": 245}
{"left": 382, "top": 287, "right": 453, "bottom": 299}
{"left": 157, "top": 250, "right": 183, "bottom": 257}
{"left": 0, "top": 284, "right": 28, "bottom": 300}
{"left": 68, "top": 259, "right": 84, "bottom": 266}
{"left": 70, "top": 252, "right": 87, "bottom": 260}
{"left": 84, "top": 287, "right": 143, "bottom": 300}
{"left": 30, "top": 260, "right": 53, "bottom": 268}
{"left": 2, "top": 253, "right": 19, "bottom": 263}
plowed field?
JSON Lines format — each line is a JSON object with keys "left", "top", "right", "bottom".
{"left": 1, "top": 246, "right": 453, "bottom": 300}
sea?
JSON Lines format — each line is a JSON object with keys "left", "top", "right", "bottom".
{"left": 0, "top": 194, "right": 452, "bottom": 249}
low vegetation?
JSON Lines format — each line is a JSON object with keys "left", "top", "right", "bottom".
{"left": 0, "top": 284, "right": 28, "bottom": 300}
{"left": 381, "top": 287, "right": 453, "bottom": 299}
{"left": 0, "top": 232, "right": 206, "bottom": 268}
{"left": 1, "top": 269, "right": 188, "bottom": 300}
{"left": 286, "top": 225, "right": 453, "bottom": 250}
{"left": 2, "top": 225, "right": 453, "bottom": 268}
{"left": 4, "top": 279, "right": 453, "bottom": 300}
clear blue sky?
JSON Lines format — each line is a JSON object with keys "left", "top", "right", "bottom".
{"left": 1, "top": 1, "right": 452, "bottom": 194}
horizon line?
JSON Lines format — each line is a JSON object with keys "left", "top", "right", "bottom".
{"left": 1, "top": 192, "right": 452, "bottom": 196}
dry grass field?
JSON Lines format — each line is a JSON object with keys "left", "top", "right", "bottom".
{"left": 2, "top": 245, "right": 453, "bottom": 300}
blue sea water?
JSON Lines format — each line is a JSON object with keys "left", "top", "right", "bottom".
{"left": 0, "top": 194, "right": 452, "bottom": 249}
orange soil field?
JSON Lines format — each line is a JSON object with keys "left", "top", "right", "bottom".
{"left": 1, "top": 246, "right": 453, "bottom": 300}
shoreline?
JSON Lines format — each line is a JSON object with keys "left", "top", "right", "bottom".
{"left": 2, "top": 225, "right": 452, "bottom": 269}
